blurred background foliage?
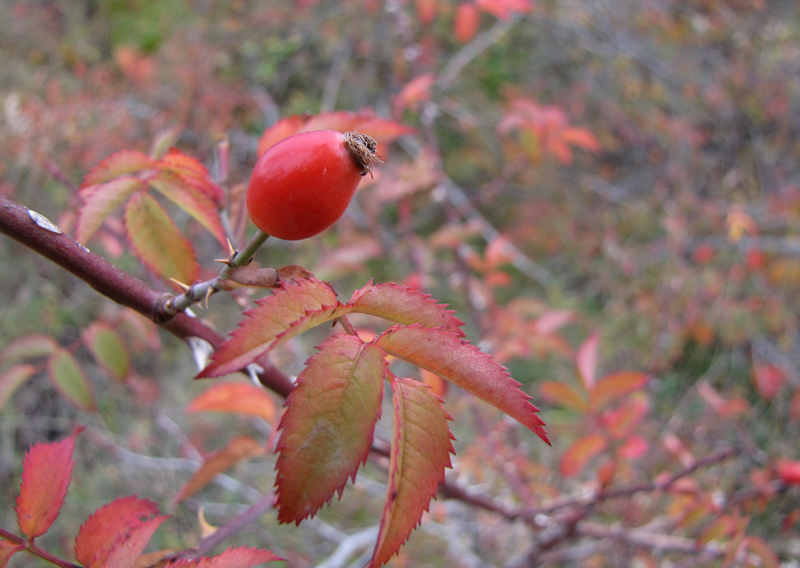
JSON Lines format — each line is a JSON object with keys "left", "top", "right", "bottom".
{"left": 2, "top": 0, "right": 800, "bottom": 566}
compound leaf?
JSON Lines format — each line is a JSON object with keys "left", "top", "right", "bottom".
{"left": 275, "top": 334, "right": 386, "bottom": 524}
{"left": 369, "top": 378, "right": 454, "bottom": 568}
{"left": 375, "top": 325, "right": 548, "bottom": 444}
{"left": 125, "top": 191, "right": 200, "bottom": 285}
{"left": 75, "top": 496, "right": 160, "bottom": 566}
{"left": 16, "top": 428, "right": 83, "bottom": 538}
{"left": 198, "top": 277, "right": 338, "bottom": 378}
{"left": 348, "top": 280, "right": 464, "bottom": 335}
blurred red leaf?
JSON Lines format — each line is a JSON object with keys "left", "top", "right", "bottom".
{"left": 16, "top": 427, "right": 84, "bottom": 538}
{"left": 590, "top": 371, "right": 648, "bottom": 410}
{"left": 187, "top": 382, "right": 276, "bottom": 423}
{"left": 539, "top": 381, "right": 588, "bottom": 412}
{"left": 80, "top": 150, "right": 156, "bottom": 188}
{"left": 475, "top": 0, "right": 533, "bottom": 19}
{"left": 777, "top": 460, "right": 800, "bottom": 486}
{"left": 369, "top": 378, "right": 454, "bottom": 568}
{"left": 74, "top": 496, "right": 159, "bottom": 566}
{"left": 0, "top": 334, "right": 58, "bottom": 367}
{"left": 559, "top": 433, "right": 607, "bottom": 477}
{"left": 616, "top": 435, "right": 649, "bottom": 460}
{"left": 576, "top": 332, "right": 599, "bottom": 392}
{"left": 174, "top": 436, "right": 265, "bottom": 503}
{"left": 603, "top": 393, "right": 650, "bottom": 438}
{"left": 752, "top": 363, "right": 786, "bottom": 400}
{"left": 393, "top": 74, "right": 435, "bottom": 117}
{"left": 454, "top": 3, "right": 481, "bottom": 43}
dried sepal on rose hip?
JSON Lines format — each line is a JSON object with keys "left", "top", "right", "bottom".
{"left": 246, "top": 130, "right": 381, "bottom": 241}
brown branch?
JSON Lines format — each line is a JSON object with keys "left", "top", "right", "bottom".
{"left": 0, "top": 193, "right": 293, "bottom": 398}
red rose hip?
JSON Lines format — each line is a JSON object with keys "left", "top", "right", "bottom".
{"left": 246, "top": 130, "right": 379, "bottom": 241}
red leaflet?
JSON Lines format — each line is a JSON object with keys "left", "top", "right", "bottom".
{"left": 124, "top": 191, "right": 200, "bottom": 285}
{"left": 90, "top": 515, "right": 167, "bottom": 568}
{"left": 16, "top": 427, "right": 84, "bottom": 538}
{"left": 159, "top": 148, "right": 226, "bottom": 207}
{"left": 275, "top": 335, "right": 386, "bottom": 524}
{"left": 76, "top": 176, "right": 146, "bottom": 244}
{"left": 348, "top": 280, "right": 465, "bottom": 336}
{"left": 74, "top": 496, "right": 159, "bottom": 566}
{"left": 148, "top": 169, "right": 227, "bottom": 245}
{"left": 80, "top": 150, "right": 157, "bottom": 188}
{"left": 198, "top": 277, "right": 339, "bottom": 378}
{"left": 163, "top": 546, "right": 283, "bottom": 567}
{"left": 375, "top": 324, "right": 549, "bottom": 444}
{"left": 187, "top": 382, "right": 276, "bottom": 422}
{"left": 369, "top": 378, "right": 454, "bottom": 568}
{"left": 777, "top": 460, "right": 800, "bottom": 486}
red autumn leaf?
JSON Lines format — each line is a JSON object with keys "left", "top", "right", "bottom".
{"left": 576, "top": 332, "right": 599, "bottom": 392}
{"left": 80, "top": 150, "right": 157, "bottom": 188}
{"left": 275, "top": 335, "right": 386, "bottom": 524}
{"left": 752, "top": 363, "right": 786, "bottom": 400}
{"left": 369, "top": 378, "right": 455, "bottom": 568}
{"left": 74, "top": 496, "right": 160, "bottom": 566}
{"left": 539, "top": 381, "right": 588, "bottom": 412}
{"left": 256, "top": 115, "right": 309, "bottom": 157}
{"left": 616, "top": 435, "right": 649, "bottom": 460}
{"left": 590, "top": 371, "right": 649, "bottom": 410}
{"left": 174, "top": 436, "right": 265, "bottom": 503}
{"left": 198, "top": 277, "right": 339, "bottom": 378}
{"left": 559, "top": 126, "right": 601, "bottom": 153}
{"left": 164, "top": 546, "right": 283, "bottom": 567}
{"left": 125, "top": 191, "right": 200, "bottom": 285}
{"left": 744, "top": 537, "right": 780, "bottom": 568}
{"left": 159, "top": 148, "right": 226, "bottom": 206}
{"left": 76, "top": 176, "right": 146, "bottom": 244}
{"left": 0, "top": 540, "right": 23, "bottom": 567}
{"left": 47, "top": 348, "right": 96, "bottom": 412}
{"left": 475, "top": 0, "right": 533, "bottom": 19}
{"left": 82, "top": 322, "right": 131, "bottom": 382}
{"left": 187, "top": 382, "right": 276, "bottom": 422}
{"left": 148, "top": 170, "right": 227, "bottom": 245}
{"left": 414, "top": 0, "right": 437, "bottom": 25}
{"left": 16, "top": 427, "right": 84, "bottom": 538}
{"left": 348, "top": 280, "right": 465, "bottom": 336}
{"left": 0, "top": 364, "right": 36, "bottom": 409}
{"left": 91, "top": 515, "right": 167, "bottom": 568}
{"left": 0, "top": 334, "right": 58, "bottom": 367}
{"left": 603, "top": 393, "right": 650, "bottom": 439}
{"left": 374, "top": 325, "right": 548, "bottom": 444}
{"left": 559, "top": 433, "right": 608, "bottom": 477}
{"left": 533, "top": 310, "right": 575, "bottom": 335}
{"left": 454, "top": 3, "right": 481, "bottom": 43}
{"left": 393, "top": 74, "right": 436, "bottom": 116}
{"left": 777, "top": 460, "right": 800, "bottom": 486}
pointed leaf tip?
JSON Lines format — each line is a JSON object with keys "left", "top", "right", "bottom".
{"left": 348, "top": 280, "right": 465, "bottom": 336}
{"left": 375, "top": 325, "right": 548, "bottom": 444}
